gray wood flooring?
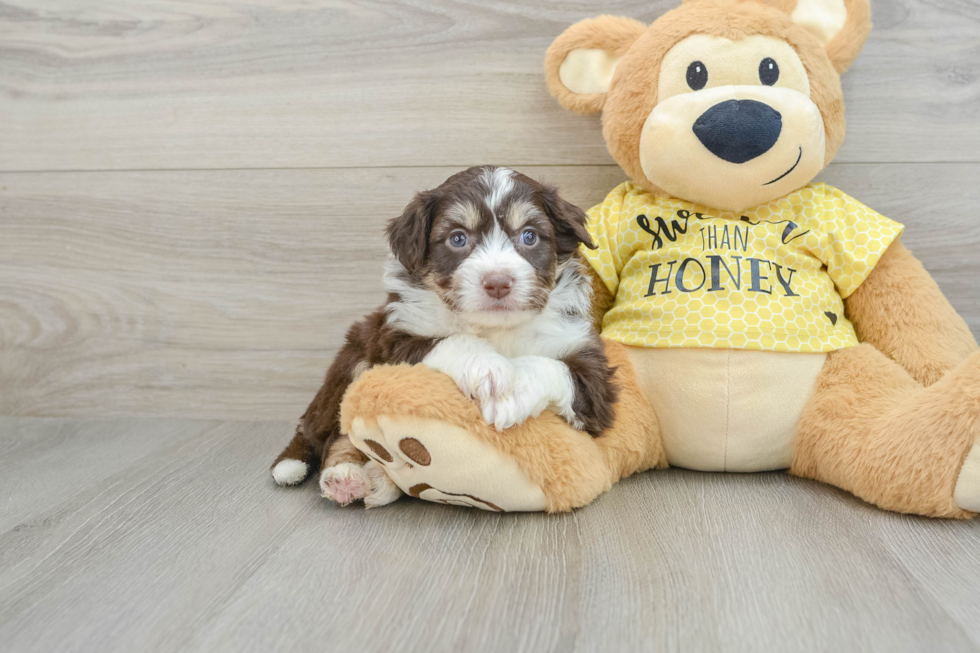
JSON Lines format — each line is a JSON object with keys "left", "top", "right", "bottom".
{"left": 2, "top": 0, "right": 980, "bottom": 650}
{"left": 1, "top": 417, "right": 979, "bottom": 653}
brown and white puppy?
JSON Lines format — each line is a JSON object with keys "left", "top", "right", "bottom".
{"left": 270, "top": 166, "right": 617, "bottom": 507}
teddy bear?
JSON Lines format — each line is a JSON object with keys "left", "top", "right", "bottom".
{"left": 338, "top": 0, "right": 980, "bottom": 518}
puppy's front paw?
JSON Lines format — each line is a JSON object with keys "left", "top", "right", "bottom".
{"left": 320, "top": 462, "right": 367, "bottom": 506}
{"left": 481, "top": 379, "right": 548, "bottom": 431}
{"left": 480, "top": 357, "right": 580, "bottom": 431}
{"left": 455, "top": 353, "right": 515, "bottom": 402}
{"left": 485, "top": 394, "right": 550, "bottom": 431}
{"left": 481, "top": 394, "right": 522, "bottom": 431}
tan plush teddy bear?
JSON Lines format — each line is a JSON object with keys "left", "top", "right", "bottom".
{"left": 339, "top": 0, "right": 980, "bottom": 518}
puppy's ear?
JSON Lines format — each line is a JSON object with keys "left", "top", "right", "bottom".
{"left": 545, "top": 16, "right": 647, "bottom": 116}
{"left": 541, "top": 185, "right": 595, "bottom": 257}
{"left": 386, "top": 191, "right": 439, "bottom": 273}
{"left": 771, "top": 0, "right": 871, "bottom": 73}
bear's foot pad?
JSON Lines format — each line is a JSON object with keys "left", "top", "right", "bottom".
{"left": 347, "top": 415, "right": 547, "bottom": 512}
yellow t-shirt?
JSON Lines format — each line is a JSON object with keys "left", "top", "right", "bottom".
{"left": 583, "top": 182, "right": 904, "bottom": 353}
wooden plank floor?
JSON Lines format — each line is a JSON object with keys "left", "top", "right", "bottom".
{"left": 2, "top": 0, "right": 980, "bottom": 650}
{"left": 0, "top": 416, "right": 978, "bottom": 653}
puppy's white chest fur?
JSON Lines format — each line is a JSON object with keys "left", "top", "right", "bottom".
{"left": 383, "top": 255, "right": 594, "bottom": 432}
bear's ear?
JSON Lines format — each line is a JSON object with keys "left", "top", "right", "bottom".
{"left": 545, "top": 15, "right": 648, "bottom": 116}
{"left": 771, "top": 0, "right": 872, "bottom": 73}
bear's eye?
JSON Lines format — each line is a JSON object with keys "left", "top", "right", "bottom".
{"left": 759, "top": 57, "right": 779, "bottom": 86}
{"left": 686, "top": 61, "right": 708, "bottom": 91}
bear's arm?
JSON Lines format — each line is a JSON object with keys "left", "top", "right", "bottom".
{"left": 588, "top": 265, "right": 615, "bottom": 332}
{"left": 844, "top": 238, "right": 978, "bottom": 386}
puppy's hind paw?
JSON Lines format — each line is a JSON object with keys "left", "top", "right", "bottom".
{"left": 272, "top": 458, "right": 309, "bottom": 486}
{"left": 320, "top": 463, "right": 368, "bottom": 506}
{"left": 363, "top": 460, "right": 403, "bottom": 508}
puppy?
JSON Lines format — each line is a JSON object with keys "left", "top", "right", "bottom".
{"left": 270, "top": 166, "right": 618, "bottom": 507}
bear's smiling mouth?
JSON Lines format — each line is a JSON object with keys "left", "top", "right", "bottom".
{"left": 763, "top": 146, "right": 803, "bottom": 186}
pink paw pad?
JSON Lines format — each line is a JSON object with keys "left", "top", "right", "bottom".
{"left": 320, "top": 464, "right": 368, "bottom": 506}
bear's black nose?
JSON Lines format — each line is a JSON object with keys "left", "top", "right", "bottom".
{"left": 693, "top": 99, "right": 782, "bottom": 164}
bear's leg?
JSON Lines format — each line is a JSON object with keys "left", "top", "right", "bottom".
{"left": 340, "top": 340, "right": 667, "bottom": 512}
{"left": 791, "top": 344, "right": 980, "bottom": 518}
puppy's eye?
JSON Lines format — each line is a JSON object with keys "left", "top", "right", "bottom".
{"left": 520, "top": 230, "right": 537, "bottom": 246}
{"left": 449, "top": 232, "right": 468, "bottom": 248}
{"left": 759, "top": 58, "right": 779, "bottom": 86}
{"left": 686, "top": 61, "right": 708, "bottom": 91}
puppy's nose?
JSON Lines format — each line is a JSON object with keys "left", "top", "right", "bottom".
{"left": 693, "top": 99, "right": 782, "bottom": 164}
{"left": 482, "top": 273, "right": 514, "bottom": 299}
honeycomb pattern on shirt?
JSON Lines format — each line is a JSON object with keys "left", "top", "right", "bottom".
{"left": 582, "top": 182, "right": 904, "bottom": 353}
